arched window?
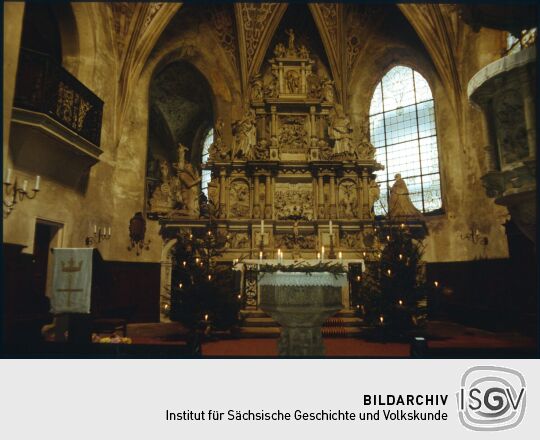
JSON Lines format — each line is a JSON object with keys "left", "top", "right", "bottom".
{"left": 369, "top": 66, "right": 442, "bottom": 215}
{"left": 201, "top": 128, "right": 213, "bottom": 197}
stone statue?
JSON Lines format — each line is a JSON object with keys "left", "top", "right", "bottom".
{"left": 149, "top": 159, "right": 175, "bottom": 213}
{"left": 274, "top": 42, "right": 286, "bottom": 58}
{"left": 318, "top": 138, "right": 334, "bottom": 160}
{"left": 232, "top": 109, "right": 256, "bottom": 159}
{"left": 175, "top": 162, "right": 202, "bottom": 218}
{"left": 388, "top": 174, "right": 422, "bottom": 219}
{"left": 329, "top": 104, "right": 353, "bottom": 154}
{"left": 250, "top": 139, "right": 269, "bottom": 160}
{"left": 250, "top": 75, "right": 264, "bottom": 102}
{"left": 306, "top": 72, "right": 321, "bottom": 99}
{"left": 322, "top": 78, "right": 335, "bottom": 103}
{"left": 298, "top": 44, "right": 309, "bottom": 59}
{"left": 264, "top": 71, "right": 279, "bottom": 98}
{"left": 175, "top": 143, "right": 188, "bottom": 170}
{"left": 209, "top": 118, "right": 230, "bottom": 161}
{"left": 285, "top": 29, "right": 296, "bottom": 55}
{"left": 356, "top": 122, "right": 376, "bottom": 160}
{"left": 286, "top": 69, "right": 300, "bottom": 94}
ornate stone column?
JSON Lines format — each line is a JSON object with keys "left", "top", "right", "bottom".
{"left": 329, "top": 175, "right": 337, "bottom": 219}
{"left": 265, "top": 174, "right": 272, "bottom": 219}
{"left": 218, "top": 168, "right": 227, "bottom": 217}
{"left": 356, "top": 177, "right": 364, "bottom": 219}
{"left": 318, "top": 175, "right": 325, "bottom": 219}
{"left": 253, "top": 176, "right": 261, "bottom": 218}
{"left": 362, "top": 169, "right": 370, "bottom": 218}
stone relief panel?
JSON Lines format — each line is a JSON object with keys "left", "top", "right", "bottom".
{"left": 274, "top": 182, "right": 314, "bottom": 220}
{"left": 338, "top": 180, "right": 358, "bottom": 218}
{"left": 278, "top": 116, "right": 309, "bottom": 154}
{"left": 340, "top": 231, "right": 365, "bottom": 249}
{"left": 493, "top": 89, "right": 529, "bottom": 166}
{"left": 275, "top": 233, "right": 316, "bottom": 250}
{"left": 229, "top": 180, "right": 250, "bottom": 218}
{"left": 226, "top": 232, "right": 250, "bottom": 249}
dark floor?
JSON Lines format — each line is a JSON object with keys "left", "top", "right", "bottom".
{"left": 124, "top": 320, "right": 537, "bottom": 357}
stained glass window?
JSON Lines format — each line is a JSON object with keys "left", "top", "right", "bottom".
{"left": 369, "top": 66, "right": 442, "bottom": 215}
{"left": 201, "top": 128, "right": 213, "bottom": 197}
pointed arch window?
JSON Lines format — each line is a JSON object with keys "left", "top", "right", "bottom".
{"left": 369, "top": 66, "right": 442, "bottom": 215}
{"left": 201, "top": 128, "right": 213, "bottom": 197}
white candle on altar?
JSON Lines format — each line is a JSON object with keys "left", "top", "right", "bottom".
{"left": 22, "top": 180, "right": 28, "bottom": 192}
{"left": 259, "top": 251, "right": 263, "bottom": 261}
{"left": 338, "top": 251, "right": 342, "bottom": 261}
{"left": 329, "top": 220, "right": 333, "bottom": 235}
{"left": 34, "top": 175, "right": 40, "bottom": 191}
{"left": 5, "top": 168, "right": 12, "bottom": 184}
{"left": 317, "top": 252, "right": 321, "bottom": 260}
{"left": 261, "top": 220, "right": 264, "bottom": 232}
{"left": 94, "top": 224, "right": 97, "bottom": 234}
{"left": 321, "top": 246, "right": 325, "bottom": 260}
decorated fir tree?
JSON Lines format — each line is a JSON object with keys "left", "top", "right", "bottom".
{"left": 360, "top": 224, "right": 428, "bottom": 334}
{"left": 167, "top": 213, "right": 240, "bottom": 331}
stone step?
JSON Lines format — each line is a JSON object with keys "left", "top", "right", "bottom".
{"left": 237, "top": 326, "right": 366, "bottom": 338}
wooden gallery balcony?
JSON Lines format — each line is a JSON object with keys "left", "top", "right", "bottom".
{"left": 10, "top": 48, "right": 104, "bottom": 187}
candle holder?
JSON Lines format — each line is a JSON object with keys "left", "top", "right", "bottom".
{"left": 85, "top": 226, "right": 111, "bottom": 246}
{"left": 3, "top": 171, "right": 40, "bottom": 217}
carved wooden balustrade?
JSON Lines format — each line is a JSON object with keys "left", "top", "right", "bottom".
{"left": 14, "top": 48, "right": 104, "bottom": 147}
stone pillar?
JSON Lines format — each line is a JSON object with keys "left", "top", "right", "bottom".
{"left": 318, "top": 175, "right": 325, "bottom": 219}
{"left": 253, "top": 176, "right": 261, "bottom": 218}
{"left": 265, "top": 175, "right": 272, "bottom": 219}
{"left": 271, "top": 105, "right": 278, "bottom": 148}
{"left": 329, "top": 176, "right": 337, "bottom": 219}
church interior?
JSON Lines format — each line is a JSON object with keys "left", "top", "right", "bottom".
{"left": 2, "top": 2, "right": 537, "bottom": 357}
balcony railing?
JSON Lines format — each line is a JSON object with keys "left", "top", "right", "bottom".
{"left": 14, "top": 48, "right": 104, "bottom": 147}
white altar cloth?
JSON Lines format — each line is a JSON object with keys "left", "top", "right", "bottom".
{"left": 258, "top": 272, "right": 348, "bottom": 288}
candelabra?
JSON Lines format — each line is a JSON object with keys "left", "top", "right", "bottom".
{"left": 3, "top": 169, "right": 40, "bottom": 217}
{"left": 85, "top": 225, "right": 112, "bottom": 246}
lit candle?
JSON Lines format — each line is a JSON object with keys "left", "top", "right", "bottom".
{"left": 5, "top": 168, "right": 12, "bottom": 184}
{"left": 321, "top": 246, "right": 325, "bottom": 260}
{"left": 179, "top": 283, "right": 183, "bottom": 289}
{"left": 379, "top": 315, "right": 384, "bottom": 324}
{"left": 277, "top": 248, "right": 281, "bottom": 261}
{"left": 208, "top": 274, "right": 212, "bottom": 281}
{"left": 329, "top": 220, "right": 333, "bottom": 235}
{"left": 398, "top": 299, "right": 403, "bottom": 306}
{"left": 34, "top": 175, "right": 40, "bottom": 191}
{"left": 434, "top": 281, "right": 439, "bottom": 288}
{"left": 108, "top": 227, "right": 111, "bottom": 236}
{"left": 317, "top": 252, "right": 321, "bottom": 260}
{"left": 204, "top": 314, "right": 209, "bottom": 321}
{"left": 94, "top": 224, "right": 97, "bottom": 234}
{"left": 387, "top": 269, "right": 391, "bottom": 276}
{"left": 22, "top": 180, "right": 28, "bottom": 192}
{"left": 338, "top": 251, "right": 342, "bottom": 261}
{"left": 182, "top": 261, "right": 187, "bottom": 267}
{"left": 259, "top": 251, "right": 263, "bottom": 261}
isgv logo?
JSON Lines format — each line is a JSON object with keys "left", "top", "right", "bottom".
{"left": 457, "top": 366, "right": 526, "bottom": 431}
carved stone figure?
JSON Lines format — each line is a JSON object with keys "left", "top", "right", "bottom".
{"left": 250, "top": 75, "right": 264, "bottom": 102}
{"left": 229, "top": 180, "right": 250, "bottom": 218}
{"left": 298, "top": 44, "right": 309, "bottom": 59}
{"left": 274, "top": 183, "right": 314, "bottom": 220}
{"left": 285, "top": 69, "right": 301, "bottom": 94}
{"left": 227, "top": 232, "right": 250, "bottom": 249}
{"left": 388, "top": 174, "right": 422, "bottom": 219}
{"left": 273, "top": 43, "right": 286, "bottom": 58}
{"left": 250, "top": 139, "right": 269, "bottom": 160}
{"left": 340, "top": 231, "right": 364, "bottom": 249}
{"left": 306, "top": 72, "right": 321, "bottom": 99}
{"left": 356, "top": 123, "right": 376, "bottom": 160}
{"left": 232, "top": 109, "right": 256, "bottom": 159}
{"left": 209, "top": 118, "right": 230, "bottom": 161}
{"left": 339, "top": 181, "right": 358, "bottom": 218}
{"left": 322, "top": 77, "right": 335, "bottom": 103}
{"left": 285, "top": 28, "right": 296, "bottom": 56}
{"left": 175, "top": 162, "right": 201, "bottom": 218}
{"left": 264, "top": 72, "right": 279, "bottom": 98}
{"left": 149, "top": 160, "right": 175, "bottom": 213}
{"left": 279, "top": 117, "right": 308, "bottom": 153}
{"left": 318, "top": 139, "right": 334, "bottom": 160}
{"left": 329, "top": 104, "right": 353, "bottom": 154}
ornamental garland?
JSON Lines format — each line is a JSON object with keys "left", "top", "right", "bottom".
{"left": 257, "top": 260, "right": 347, "bottom": 277}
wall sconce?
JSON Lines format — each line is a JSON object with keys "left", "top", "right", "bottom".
{"left": 127, "top": 212, "right": 151, "bottom": 255}
{"left": 3, "top": 168, "right": 40, "bottom": 216}
{"left": 85, "top": 224, "right": 111, "bottom": 246}
{"left": 460, "top": 223, "right": 488, "bottom": 246}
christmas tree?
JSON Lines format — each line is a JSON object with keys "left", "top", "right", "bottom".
{"left": 167, "top": 204, "right": 241, "bottom": 332}
{"left": 360, "top": 224, "right": 428, "bottom": 334}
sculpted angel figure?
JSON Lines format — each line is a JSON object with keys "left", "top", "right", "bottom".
{"left": 285, "top": 29, "right": 296, "bottom": 55}
{"left": 328, "top": 104, "right": 353, "bottom": 154}
{"left": 232, "top": 109, "right": 256, "bottom": 159}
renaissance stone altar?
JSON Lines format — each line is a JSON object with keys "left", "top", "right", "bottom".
{"left": 154, "top": 31, "right": 382, "bottom": 318}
